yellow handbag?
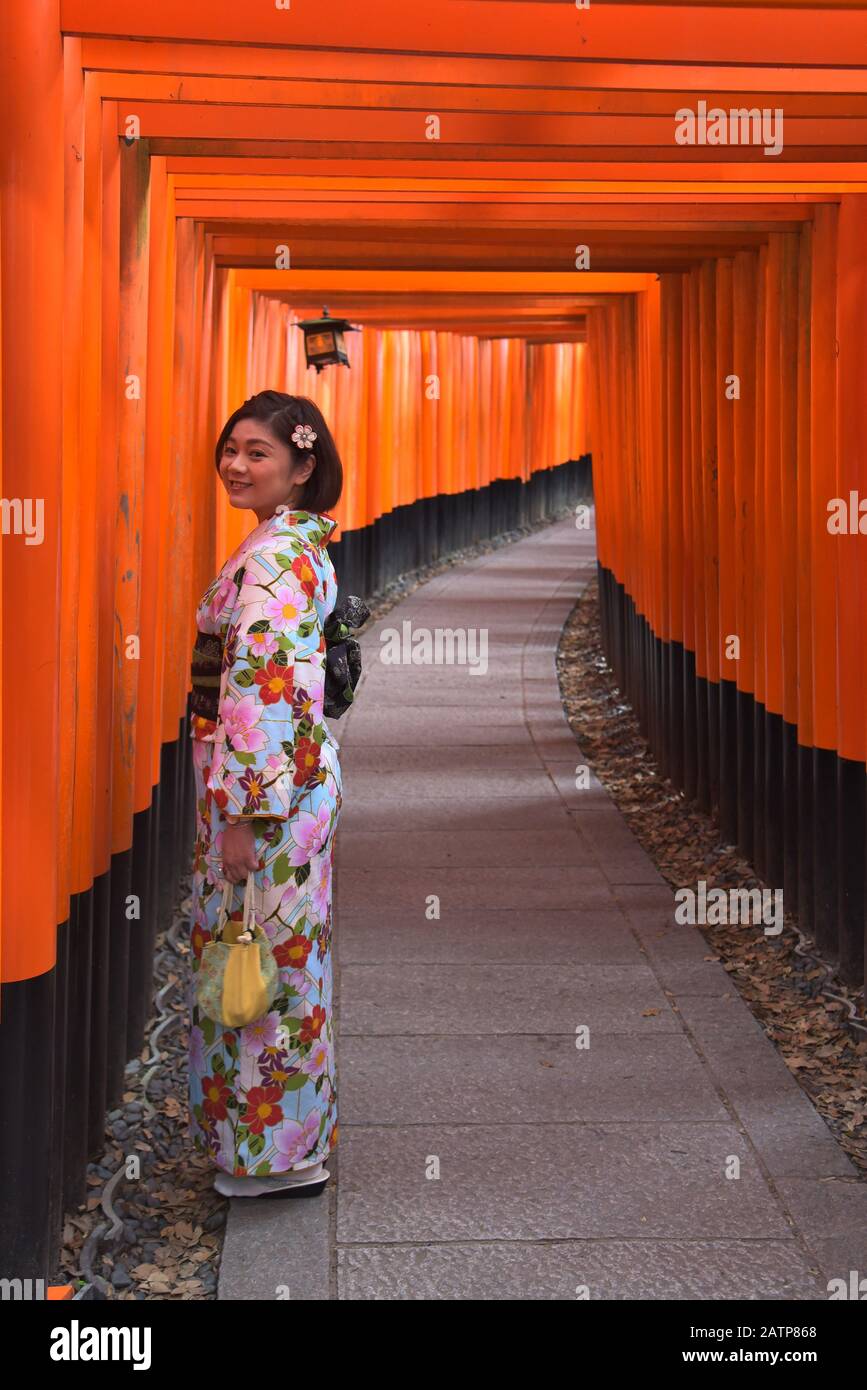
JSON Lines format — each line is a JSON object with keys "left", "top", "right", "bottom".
{"left": 196, "top": 876, "right": 279, "bottom": 1028}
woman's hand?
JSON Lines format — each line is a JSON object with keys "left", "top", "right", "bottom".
{"left": 221, "top": 821, "right": 260, "bottom": 884}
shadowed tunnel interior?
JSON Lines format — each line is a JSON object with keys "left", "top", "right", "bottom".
{"left": 1, "top": 0, "right": 866, "bottom": 1283}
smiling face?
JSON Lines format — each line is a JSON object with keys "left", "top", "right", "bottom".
{"left": 218, "top": 417, "right": 315, "bottom": 523}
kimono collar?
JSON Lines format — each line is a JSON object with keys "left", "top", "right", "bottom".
{"left": 266, "top": 508, "right": 338, "bottom": 548}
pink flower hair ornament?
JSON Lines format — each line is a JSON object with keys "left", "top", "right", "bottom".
{"left": 291, "top": 423, "right": 317, "bottom": 449}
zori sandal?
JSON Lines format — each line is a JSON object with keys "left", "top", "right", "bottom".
{"left": 214, "top": 1164, "right": 331, "bottom": 1199}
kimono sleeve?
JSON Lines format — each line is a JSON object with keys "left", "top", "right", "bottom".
{"left": 205, "top": 543, "right": 325, "bottom": 821}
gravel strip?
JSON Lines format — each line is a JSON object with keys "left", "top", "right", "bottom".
{"left": 51, "top": 886, "right": 226, "bottom": 1300}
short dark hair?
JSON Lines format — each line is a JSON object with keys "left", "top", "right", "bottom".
{"left": 214, "top": 390, "right": 343, "bottom": 513}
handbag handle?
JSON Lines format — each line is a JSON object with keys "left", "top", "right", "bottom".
{"left": 218, "top": 875, "right": 257, "bottom": 939}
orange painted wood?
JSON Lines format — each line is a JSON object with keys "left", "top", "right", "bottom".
{"left": 79, "top": 38, "right": 867, "bottom": 100}
{"left": 0, "top": 0, "right": 64, "bottom": 981}
{"left": 662, "top": 274, "right": 684, "bottom": 650}
{"left": 57, "top": 36, "right": 86, "bottom": 928}
{"left": 835, "top": 195, "right": 867, "bottom": 764}
{"left": 132, "top": 157, "right": 169, "bottom": 816}
{"left": 715, "top": 257, "right": 736, "bottom": 686}
{"left": 753, "top": 245, "right": 768, "bottom": 710}
{"left": 60, "top": 0, "right": 867, "bottom": 68}
{"left": 762, "top": 234, "right": 784, "bottom": 718}
{"left": 112, "top": 138, "right": 149, "bottom": 857}
{"left": 94, "top": 96, "right": 121, "bottom": 880}
{"left": 699, "top": 259, "right": 719, "bottom": 686}
{"left": 778, "top": 231, "right": 800, "bottom": 731}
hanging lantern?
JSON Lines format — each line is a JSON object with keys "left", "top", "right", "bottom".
{"left": 295, "top": 305, "right": 359, "bottom": 373}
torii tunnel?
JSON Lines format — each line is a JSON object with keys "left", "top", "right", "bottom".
{"left": 1, "top": 0, "right": 867, "bottom": 1286}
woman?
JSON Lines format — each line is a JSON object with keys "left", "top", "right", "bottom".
{"left": 186, "top": 391, "right": 343, "bottom": 1199}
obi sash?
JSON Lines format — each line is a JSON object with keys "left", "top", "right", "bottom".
{"left": 190, "top": 629, "right": 224, "bottom": 723}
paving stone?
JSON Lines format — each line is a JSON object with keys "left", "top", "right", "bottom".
{"left": 725, "top": 1098, "right": 859, "bottom": 1182}
{"left": 660, "top": 1003, "right": 860, "bottom": 1181}
{"left": 611, "top": 884, "right": 682, "bottom": 913}
{"left": 334, "top": 909, "right": 641, "bottom": 964}
{"left": 335, "top": 1123, "right": 793, "bottom": 1244}
{"left": 335, "top": 797, "right": 572, "bottom": 832}
{"left": 357, "top": 683, "right": 521, "bottom": 708}
{"left": 339, "top": 711, "right": 531, "bottom": 746}
{"left": 803, "top": 1235, "right": 867, "bottom": 1292}
{"left": 339, "top": 961, "right": 688, "bottom": 1035}
{"left": 335, "top": 828, "right": 598, "bottom": 870}
{"left": 642, "top": 959, "right": 740, "bottom": 994}
{"left": 340, "top": 1033, "right": 729, "bottom": 1124}
{"left": 337, "top": 1240, "right": 824, "bottom": 1301}
{"left": 558, "top": 785, "right": 620, "bottom": 808}
{"left": 360, "top": 668, "right": 521, "bottom": 694}
{"left": 343, "top": 743, "right": 544, "bottom": 770}
{"left": 673, "top": 991, "right": 779, "bottom": 1042}
{"left": 219, "top": 1165, "right": 336, "bottom": 1302}
{"left": 545, "top": 764, "right": 625, "bottom": 808}
{"left": 627, "top": 913, "right": 720, "bottom": 965}
{"left": 341, "top": 767, "right": 564, "bottom": 799}
{"left": 336, "top": 864, "right": 614, "bottom": 912}
{"left": 532, "top": 736, "right": 593, "bottom": 761}
{"left": 597, "top": 857, "right": 670, "bottom": 886}
{"left": 773, "top": 1176, "right": 867, "bottom": 1243}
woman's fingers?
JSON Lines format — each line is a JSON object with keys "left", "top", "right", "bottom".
{"left": 220, "top": 823, "right": 259, "bottom": 882}
{"left": 222, "top": 851, "right": 259, "bottom": 881}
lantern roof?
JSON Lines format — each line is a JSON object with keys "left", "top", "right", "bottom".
{"left": 295, "top": 305, "right": 360, "bottom": 334}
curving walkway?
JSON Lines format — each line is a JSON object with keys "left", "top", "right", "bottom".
{"left": 218, "top": 514, "right": 867, "bottom": 1300}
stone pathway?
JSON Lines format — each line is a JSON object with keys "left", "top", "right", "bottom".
{"left": 218, "top": 513, "right": 867, "bottom": 1300}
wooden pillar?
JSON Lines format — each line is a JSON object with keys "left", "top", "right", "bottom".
{"left": 835, "top": 195, "right": 867, "bottom": 987}
{"left": 0, "top": 0, "right": 64, "bottom": 1275}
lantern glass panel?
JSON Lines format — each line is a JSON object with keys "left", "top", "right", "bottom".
{"left": 307, "top": 330, "right": 336, "bottom": 355}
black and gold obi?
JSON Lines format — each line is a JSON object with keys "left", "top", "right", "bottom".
{"left": 190, "top": 629, "right": 225, "bottom": 723}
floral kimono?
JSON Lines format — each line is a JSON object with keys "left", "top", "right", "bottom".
{"left": 186, "top": 508, "right": 342, "bottom": 1177}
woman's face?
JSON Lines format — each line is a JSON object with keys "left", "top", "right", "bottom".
{"left": 218, "top": 417, "right": 314, "bottom": 523}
